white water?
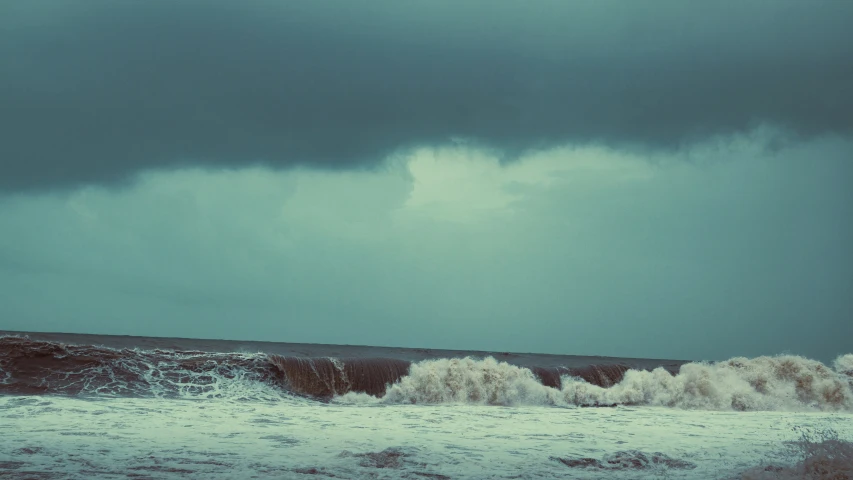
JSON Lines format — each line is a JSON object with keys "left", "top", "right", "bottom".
{"left": 836, "top": 354, "right": 853, "bottom": 375}
{"left": 337, "top": 355, "right": 853, "bottom": 412}
{"left": 1, "top": 394, "right": 851, "bottom": 479}
{"left": 562, "top": 355, "right": 853, "bottom": 411}
{"left": 382, "top": 356, "right": 564, "bottom": 405}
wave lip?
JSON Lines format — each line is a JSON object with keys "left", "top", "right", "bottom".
{"left": 267, "top": 355, "right": 411, "bottom": 398}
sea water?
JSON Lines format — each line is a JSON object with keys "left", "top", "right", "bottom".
{"left": 1, "top": 334, "right": 852, "bottom": 479}
{"left": 1, "top": 395, "right": 850, "bottom": 479}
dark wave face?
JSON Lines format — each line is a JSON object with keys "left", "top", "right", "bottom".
{"left": 0, "top": 336, "right": 277, "bottom": 398}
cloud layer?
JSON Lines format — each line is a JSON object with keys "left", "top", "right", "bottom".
{"left": 1, "top": 131, "right": 851, "bottom": 361}
{"left": 2, "top": 0, "right": 852, "bottom": 190}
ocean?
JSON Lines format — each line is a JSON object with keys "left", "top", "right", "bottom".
{"left": 1, "top": 332, "right": 851, "bottom": 479}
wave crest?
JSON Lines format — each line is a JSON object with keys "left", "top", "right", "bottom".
{"left": 381, "top": 357, "right": 563, "bottom": 405}
{"left": 561, "top": 355, "right": 853, "bottom": 411}
{"left": 835, "top": 354, "right": 853, "bottom": 377}
{"left": 338, "top": 355, "right": 853, "bottom": 411}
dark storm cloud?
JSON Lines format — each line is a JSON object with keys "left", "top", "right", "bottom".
{"left": 1, "top": 0, "right": 852, "bottom": 190}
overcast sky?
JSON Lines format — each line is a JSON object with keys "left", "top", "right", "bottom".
{"left": 1, "top": 1, "right": 851, "bottom": 361}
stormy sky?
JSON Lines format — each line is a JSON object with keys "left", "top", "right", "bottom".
{"left": 1, "top": 1, "right": 851, "bottom": 361}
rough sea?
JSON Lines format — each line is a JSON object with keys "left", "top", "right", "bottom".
{"left": 2, "top": 332, "right": 851, "bottom": 479}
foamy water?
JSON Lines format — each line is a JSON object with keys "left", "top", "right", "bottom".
{"left": 1, "top": 395, "right": 851, "bottom": 479}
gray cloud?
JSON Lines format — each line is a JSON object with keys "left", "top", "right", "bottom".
{"left": 1, "top": 0, "right": 852, "bottom": 191}
{"left": 0, "top": 134, "right": 850, "bottom": 361}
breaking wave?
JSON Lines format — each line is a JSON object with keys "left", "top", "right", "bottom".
{"left": 561, "top": 355, "right": 853, "bottom": 411}
{"left": 383, "top": 356, "right": 565, "bottom": 405}
{"left": 1, "top": 335, "right": 851, "bottom": 411}
{"left": 0, "top": 335, "right": 285, "bottom": 400}
{"left": 835, "top": 354, "right": 853, "bottom": 377}
{"left": 336, "top": 354, "right": 853, "bottom": 411}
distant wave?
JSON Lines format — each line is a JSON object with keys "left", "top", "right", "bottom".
{"left": 1, "top": 336, "right": 851, "bottom": 411}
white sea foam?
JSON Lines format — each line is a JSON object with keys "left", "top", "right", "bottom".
{"left": 2, "top": 394, "right": 851, "bottom": 479}
{"left": 6, "top": 346, "right": 289, "bottom": 401}
{"left": 562, "top": 355, "right": 853, "bottom": 411}
{"left": 336, "top": 354, "right": 853, "bottom": 412}
{"left": 381, "top": 356, "right": 565, "bottom": 406}
{"left": 334, "top": 356, "right": 565, "bottom": 406}
{"left": 835, "top": 354, "right": 853, "bottom": 376}
{"left": 109, "top": 352, "right": 288, "bottom": 401}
